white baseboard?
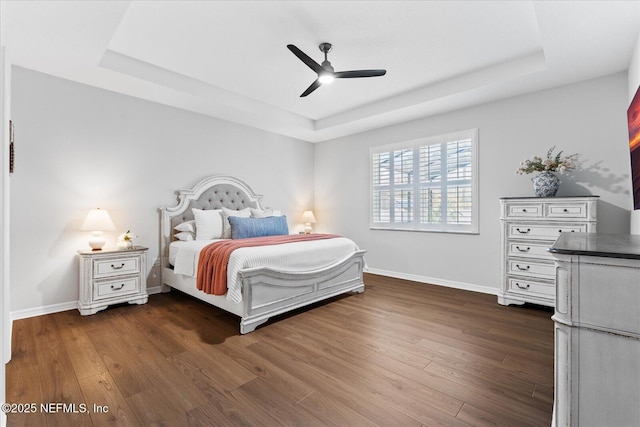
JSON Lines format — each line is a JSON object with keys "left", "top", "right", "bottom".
{"left": 10, "top": 286, "right": 165, "bottom": 321}
{"left": 10, "top": 300, "right": 78, "bottom": 321}
{"left": 8, "top": 275, "right": 496, "bottom": 321}
{"left": 364, "top": 267, "right": 499, "bottom": 296}
{"left": 147, "top": 285, "right": 163, "bottom": 295}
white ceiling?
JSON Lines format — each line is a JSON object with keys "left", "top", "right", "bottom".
{"left": 1, "top": 1, "right": 639, "bottom": 142}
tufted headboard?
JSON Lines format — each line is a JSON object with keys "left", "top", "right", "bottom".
{"left": 159, "top": 175, "right": 265, "bottom": 267}
{"left": 168, "top": 183, "right": 261, "bottom": 230}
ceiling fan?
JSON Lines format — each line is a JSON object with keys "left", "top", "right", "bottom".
{"left": 287, "top": 42, "right": 387, "bottom": 97}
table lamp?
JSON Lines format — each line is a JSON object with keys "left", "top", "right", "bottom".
{"left": 301, "top": 210, "right": 317, "bottom": 234}
{"left": 81, "top": 208, "right": 116, "bottom": 250}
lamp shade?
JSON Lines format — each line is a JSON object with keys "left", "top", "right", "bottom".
{"left": 300, "top": 210, "right": 317, "bottom": 224}
{"left": 81, "top": 208, "right": 116, "bottom": 231}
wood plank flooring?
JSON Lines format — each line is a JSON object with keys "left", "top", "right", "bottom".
{"left": 6, "top": 273, "right": 554, "bottom": 426}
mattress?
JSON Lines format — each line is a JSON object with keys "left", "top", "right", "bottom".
{"left": 169, "top": 237, "right": 360, "bottom": 303}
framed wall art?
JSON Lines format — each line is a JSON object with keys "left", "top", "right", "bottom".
{"left": 9, "top": 120, "right": 13, "bottom": 175}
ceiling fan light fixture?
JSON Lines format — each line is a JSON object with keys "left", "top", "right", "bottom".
{"left": 318, "top": 71, "right": 335, "bottom": 85}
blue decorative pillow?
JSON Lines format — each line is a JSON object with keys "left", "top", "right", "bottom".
{"left": 228, "top": 215, "right": 289, "bottom": 239}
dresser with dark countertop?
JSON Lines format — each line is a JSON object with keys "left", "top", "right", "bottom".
{"left": 550, "top": 232, "right": 640, "bottom": 427}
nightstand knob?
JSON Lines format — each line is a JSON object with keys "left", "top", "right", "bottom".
{"left": 111, "top": 263, "right": 125, "bottom": 270}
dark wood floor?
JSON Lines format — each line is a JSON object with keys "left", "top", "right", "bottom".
{"left": 6, "top": 273, "right": 554, "bottom": 426}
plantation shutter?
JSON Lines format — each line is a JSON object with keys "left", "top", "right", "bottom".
{"left": 371, "top": 129, "right": 478, "bottom": 233}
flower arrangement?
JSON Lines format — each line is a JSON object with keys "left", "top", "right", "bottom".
{"left": 117, "top": 229, "right": 137, "bottom": 249}
{"left": 516, "top": 146, "right": 579, "bottom": 175}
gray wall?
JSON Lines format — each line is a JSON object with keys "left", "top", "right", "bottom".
{"left": 10, "top": 67, "right": 315, "bottom": 313}
{"left": 9, "top": 67, "right": 633, "bottom": 312}
{"left": 314, "top": 72, "right": 631, "bottom": 293}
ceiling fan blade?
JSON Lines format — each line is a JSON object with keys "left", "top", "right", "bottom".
{"left": 334, "top": 69, "right": 387, "bottom": 78}
{"left": 287, "top": 44, "right": 322, "bottom": 74}
{"left": 300, "top": 79, "right": 321, "bottom": 97}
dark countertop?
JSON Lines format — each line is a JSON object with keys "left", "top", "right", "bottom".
{"left": 500, "top": 195, "right": 600, "bottom": 200}
{"left": 549, "top": 233, "right": 640, "bottom": 260}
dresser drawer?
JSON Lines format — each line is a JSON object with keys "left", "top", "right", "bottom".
{"left": 546, "top": 202, "right": 588, "bottom": 219}
{"left": 505, "top": 202, "right": 544, "bottom": 218}
{"left": 508, "top": 258, "right": 555, "bottom": 279}
{"left": 507, "top": 241, "right": 553, "bottom": 259}
{"left": 507, "top": 223, "right": 587, "bottom": 240}
{"left": 94, "top": 276, "right": 139, "bottom": 301}
{"left": 94, "top": 257, "right": 140, "bottom": 278}
{"left": 507, "top": 278, "right": 554, "bottom": 297}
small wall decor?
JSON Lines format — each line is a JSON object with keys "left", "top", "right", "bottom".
{"left": 9, "top": 120, "right": 14, "bottom": 175}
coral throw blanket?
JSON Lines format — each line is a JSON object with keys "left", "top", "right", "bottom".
{"left": 196, "top": 234, "right": 340, "bottom": 295}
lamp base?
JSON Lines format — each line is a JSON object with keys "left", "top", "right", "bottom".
{"left": 303, "top": 223, "right": 313, "bottom": 234}
{"left": 88, "top": 231, "right": 106, "bottom": 250}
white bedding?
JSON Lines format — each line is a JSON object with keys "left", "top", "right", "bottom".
{"left": 169, "top": 237, "right": 359, "bottom": 303}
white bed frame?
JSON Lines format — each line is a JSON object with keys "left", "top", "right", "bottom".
{"left": 159, "top": 175, "right": 366, "bottom": 333}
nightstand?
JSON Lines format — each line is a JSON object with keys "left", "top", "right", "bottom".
{"left": 77, "top": 246, "right": 148, "bottom": 315}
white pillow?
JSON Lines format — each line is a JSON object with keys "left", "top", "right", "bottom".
{"left": 174, "top": 220, "right": 195, "bottom": 233}
{"left": 250, "top": 208, "right": 273, "bottom": 218}
{"left": 250, "top": 208, "right": 283, "bottom": 218}
{"left": 222, "top": 207, "right": 251, "bottom": 238}
{"left": 192, "top": 208, "right": 223, "bottom": 240}
{"left": 175, "top": 231, "right": 195, "bottom": 241}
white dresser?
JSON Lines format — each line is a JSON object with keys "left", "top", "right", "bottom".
{"left": 550, "top": 233, "right": 640, "bottom": 427}
{"left": 498, "top": 196, "right": 598, "bottom": 307}
{"left": 78, "top": 246, "right": 148, "bottom": 315}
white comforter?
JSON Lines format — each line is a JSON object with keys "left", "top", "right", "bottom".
{"left": 169, "top": 237, "right": 359, "bottom": 303}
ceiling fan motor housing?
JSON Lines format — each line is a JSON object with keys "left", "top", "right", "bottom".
{"left": 321, "top": 61, "right": 334, "bottom": 72}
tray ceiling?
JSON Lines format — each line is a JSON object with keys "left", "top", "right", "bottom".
{"left": 1, "top": 1, "right": 638, "bottom": 142}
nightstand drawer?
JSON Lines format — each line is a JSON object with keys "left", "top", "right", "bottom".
{"left": 94, "top": 276, "right": 139, "bottom": 300}
{"left": 506, "top": 203, "right": 544, "bottom": 218}
{"left": 507, "top": 278, "right": 554, "bottom": 297}
{"left": 508, "top": 258, "right": 555, "bottom": 279}
{"left": 507, "top": 223, "right": 587, "bottom": 240}
{"left": 94, "top": 257, "right": 140, "bottom": 278}
{"left": 546, "top": 202, "right": 588, "bottom": 218}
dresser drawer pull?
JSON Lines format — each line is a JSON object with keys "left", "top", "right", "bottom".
{"left": 111, "top": 283, "right": 125, "bottom": 291}
{"left": 516, "top": 228, "right": 531, "bottom": 234}
{"left": 558, "top": 229, "right": 576, "bottom": 233}
{"left": 522, "top": 209, "right": 527, "bottom": 212}
{"left": 515, "top": 264, "right": 530, "bottom": 271}
{"left": 515, "top": 282, "right": 530, "bottom": 290}
{"left": 515, "top": 246, "right": 530, "bottom": 253}
{"left": 111, "top": 263, "right": 125, "bottom": 270}
{"left": 563, "top": 208, "right": 569, "bottom": 212}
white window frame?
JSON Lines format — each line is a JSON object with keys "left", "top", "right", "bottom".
{"left": 370, "top": 128, "right": 479, "bottom": 234}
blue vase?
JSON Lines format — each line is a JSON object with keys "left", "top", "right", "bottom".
{"left": 532, "top": 171, "right": 559, "bottom": 197}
